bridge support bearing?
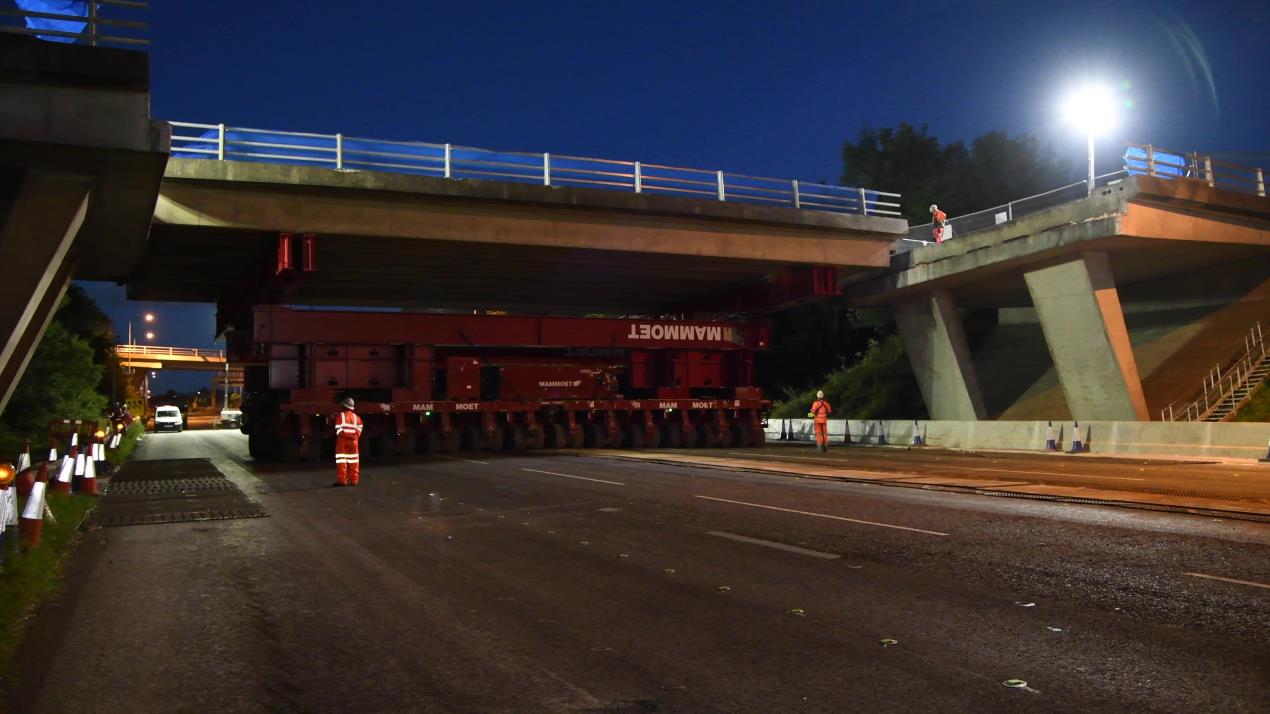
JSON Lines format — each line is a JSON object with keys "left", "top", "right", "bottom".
{"left": 0, "top": 171, "right": 92, "bottom": 414}
{"left": 1023, "top": 252, "right": 1148, "bottom": 421}
{"left": 893, "top": 289, "right": 987, "bottom": 420}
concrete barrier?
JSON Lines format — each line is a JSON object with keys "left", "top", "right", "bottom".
{"left": 764, "top": 419, "right": 1270, "bottom": 460}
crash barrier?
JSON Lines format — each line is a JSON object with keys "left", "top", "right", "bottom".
{"left": 169, "top": 122, "right": 902, "bottom": 218}
{"left": 766, "top": 419, "right": 1270, "bottom": 460}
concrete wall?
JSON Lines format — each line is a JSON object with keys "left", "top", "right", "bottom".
{"left": 766, "top": 418, "right": 1270, "bottom": 460}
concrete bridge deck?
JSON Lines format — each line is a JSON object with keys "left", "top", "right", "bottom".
{"left": 848, "top": 175, "right": 1270, "bottom": 423}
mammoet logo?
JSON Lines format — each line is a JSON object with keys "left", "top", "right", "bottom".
{"left": 455, "top": 403, "right": 480, "bottom": 411}
{"left": 539, "top": 380, "right": 582, "bottom": 388}
{"left": 692, "top": 401, "right": 713, "bottom": 409}
{"left": 627, "top": 323, "right": 733, "bottom": 342}
{"left": 658, "top": 401, "right": 678, "bottom": 410}
{"left": 412, "top": 403, "right": 434, "bottom": 412}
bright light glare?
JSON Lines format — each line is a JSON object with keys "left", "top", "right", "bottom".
{"left": 145, "top": 331, "right": 155, "bottom": 340}
{"left": 1063, "top": 86, "right": 1117, "bottom": 134}
{"left": 144, "top": 313, "right": 156, "bottom": 322}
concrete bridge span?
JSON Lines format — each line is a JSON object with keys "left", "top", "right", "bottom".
{"left": 849, "top": 175, "right": 1270, "bottom": 422}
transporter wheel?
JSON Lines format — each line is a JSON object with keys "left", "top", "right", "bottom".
{"left": 749, "top": 425, "right": 767, "bottom": 447}
{"left": 621, "top": 423, "right": 644, "bottom": 449}
{"left": 441, "top": 430, "right": 461, "bottom": 452}
{"left": 567, "top": 427, "right": 586, "bottom": 449}
{"left": 583, "top": 423, "right": 606, "bottom": 448}
{"left": 482, "top": 425, "right": 505, "bottom": 451}
{"left": 696, "top": 422, "right": 719, "bottom": 448}
{"left": 525, "top": 426, "right": 546, "bottom": 450}
{"left": 544, "top": 424, "right": 567, "bottom": 449}
{"left": 460, "top": 426, "right": 482, "bottom": 451}
{"left": 421, "top": 429, "right": 442, "bottom": 454}
{"left": 728, "top": 423, "right": 748, "bottom": 449}
{"left": 506, "top": 426, "right": 534, "bottom": 450}
{"left": 658, "top": 423, "right": 682, "bottom": 448}
{"left": 679, "top": 425, "right": 698, "bottom": 449}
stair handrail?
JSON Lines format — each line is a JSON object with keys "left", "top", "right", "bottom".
{"left": 1160, "top": 322, "right": 1266, "bottom": 421}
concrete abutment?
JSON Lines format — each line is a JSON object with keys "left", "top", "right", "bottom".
{"left": 893, "top": 289, "right": 987, "bottom": 420}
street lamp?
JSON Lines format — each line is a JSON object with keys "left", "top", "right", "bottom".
{"left": 1063, "top": 85, "right": 1118, "bottom": 196}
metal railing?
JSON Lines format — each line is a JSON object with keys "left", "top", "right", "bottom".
{"left": 897, "top": 170, "right": 1129, "bottom": 252}
{"left": 1126, "top": 143, "right": 1266, "bottom": 197}
{"left": 167, "top": 122, "right": 902, "bottom": 217}
{"left": 0, "top": 1, "right": 148, "bottom": 48}
{"left": 116, "top": 345, "right": 225, "bottom": 360}
{"left": 1160, "top": 322, "right": 1267, "bottom": 422}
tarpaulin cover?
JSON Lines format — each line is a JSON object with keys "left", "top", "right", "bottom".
{"left": 1125, "top": 146, "right": 1188, "bottom": 178}
{"left": 14, "top": 0, "right": 87, "bottom": 42}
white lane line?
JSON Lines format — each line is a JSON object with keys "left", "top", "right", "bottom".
{"left": 1182, "top": 572, "right": 1270, "bottom": 590}
{"left": 522, "top": 468, "right": 625, "bottom": 486}
{"left": 707, "top": 531, "right": 841, "bottom": 559}
{"left": 693, "top": 495, "right": 949, "bottom": 536}
{"left": 437, "top": 455, "right": 489, "bottom": 465}
{"left": 725, "top": 452, "right": 1146, "bottom": 481}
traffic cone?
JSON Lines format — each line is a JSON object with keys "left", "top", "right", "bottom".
{"left": 15, "top": 463, "right": 41, "bottom": 500}
{"left": 779, "top": 420, "right": 788, "bottom": 441}
{"left": 843, "top": 420, "right": 852, "bottom": 445}
{"left": 1068, "top": 420, "right": 1084, "bottom": 453}
{"left": 47, "top": 439, "right": 57, "bottom": 462}
{"left": 71, "top": 432, "right": 79, "bottom": 448}
{"left": 19, "top": 467, "right": 48, "bottom": 548}
{"left": 911, "top": 419, "right": 923, "bottom": 446}
{"left": 53, "top": 455, "right": 74, "bottom": 495}
{"left": 80, "top": 456, "right": 99, "bottom": 496}
{"left": 17, "top": 439, "right": 30, "bottom": 472}
{"left": 1045, "top": 420, "right": 1057, "bottom": 451}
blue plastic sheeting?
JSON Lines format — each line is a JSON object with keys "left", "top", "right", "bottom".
{"left": 14, "top": 0, "right": 87, "bottom": 42}
{"left": 1125, "top": 146, "right": 1188, "bottom": 178}
{"left": 170, "top": 127, "right": 876, "bottom": 214}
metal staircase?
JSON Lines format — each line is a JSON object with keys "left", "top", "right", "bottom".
{"left": 1161, "top": 322, "right": 1268, "bottom": 422}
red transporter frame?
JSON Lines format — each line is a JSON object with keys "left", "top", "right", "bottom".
{"left": 234, "top": 307, "right": 771, "bottom": 461}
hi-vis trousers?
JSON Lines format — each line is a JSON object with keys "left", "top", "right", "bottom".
{"left": 335, "top": 437, "right": 360, "bottom": 485}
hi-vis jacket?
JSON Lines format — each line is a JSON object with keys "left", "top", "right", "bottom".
{"left": 335, "top": 410, "right": 364, "bottom": 442}
{"left": 810, "top": 399, "right": 832, "bottom": 423}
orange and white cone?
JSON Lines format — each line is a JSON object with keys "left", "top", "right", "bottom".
{"left": 70, "top": 432, "right": 79, "bottom": 448}
{"left": 19, "top": 466, "right": 48, "bottom": 548}
{"left": 16, "top": 463, "right": 43, "bottom": 500}
{"left": 47, "top": 441, "right": 58, "bottom": 462}
{"left": 53, "top": 455, "right": 74, "bottom": 495}
{"left": 80, "top": 455, "right": 99, "bottom": 496}
{"left": 17, "top": 439, "right": 31, "bottom": 472}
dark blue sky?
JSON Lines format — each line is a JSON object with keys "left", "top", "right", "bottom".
{"left": 80, "top": 0, "right": 1269, "bottom": 391}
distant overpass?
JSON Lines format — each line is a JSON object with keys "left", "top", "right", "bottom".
{"left": 116, "top": 344, "right": 228, "bottom": 372}
{"left": 848, "top": 158, "right": 1270, "bottom": 423}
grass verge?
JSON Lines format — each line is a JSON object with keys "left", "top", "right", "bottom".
{"left": 0, "top": 493, "right": 97, "bottom": 696}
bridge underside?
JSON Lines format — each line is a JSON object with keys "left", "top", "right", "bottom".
{"left": 129, "top": 225, "right": 814, "bottom": 315}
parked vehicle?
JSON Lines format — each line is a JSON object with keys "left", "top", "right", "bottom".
{"left": 218, "top": 409, "right": 242, "bottom": 428}
{"left": 153, "top": 405, "right": 184, "bottom": 433}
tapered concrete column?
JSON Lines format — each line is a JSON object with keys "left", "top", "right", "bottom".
{"left": 1023, "top": 252, "right": 1148, "bottom": 421}
{"left": 893, "top": 289, "right": 987, "bottom": 420}
{"left": 0, "top": 170, "right": 93, "bottom": 413}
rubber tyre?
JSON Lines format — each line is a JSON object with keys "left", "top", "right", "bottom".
{"left": 621, "top": 423, "right": 644, "bottom": 449}
{"left": 583, "top": 423, "right": 606, "bottom": 448}
{"left": 460, "top": 426, "right": 483, "bottom": 451}
{"left": 659, "top": 423, "right": 682, "bottom": 448}
{"left": 679, "top": 426, "right": 698, "bottom": 449}
{"left": 544, "top": 424, "right": 567, "bottom": 449}
{"left": 525, "top": 426, "right": 546, "bottom": 449}
{"left": 482, "top": 425, "right": 505, "bottom": 451}
{"left": 696, "top": 422, "right": 719, "bottom": 448}
{"left": 567, "top": 428, "right": 586, "bottom": 449}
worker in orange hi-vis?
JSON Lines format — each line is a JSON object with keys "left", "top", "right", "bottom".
{"left": 333, "top": 397, "right": 364, "bottom": 487}
{"left": 808, "top": 390, "right": 832, "bottom": 452}
{"left": 930, "top": 204, "right": 948, "bottom": 243}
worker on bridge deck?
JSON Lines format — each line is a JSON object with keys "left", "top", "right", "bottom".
{"left": 809, "top": 391, "right": 832, "bottom": 452}
{"left": 930, "top": 204, "right": 948, "bottom": 243}
{"left": 334, "top": 397, "right": 363, "bottom": 487}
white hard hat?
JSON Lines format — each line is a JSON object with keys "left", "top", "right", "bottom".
{"left": 816, "top": 390, "right": 825, "bottom": 399}
{"left": 929, "top": 204, "right": 938, "bottom": 212}
{"left": 341, "top": 397, "right": 355, "bottom": 410}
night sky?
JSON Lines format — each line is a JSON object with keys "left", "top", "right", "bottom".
{"left": 76, "top": 0, "right": 1269, "bottom": 391}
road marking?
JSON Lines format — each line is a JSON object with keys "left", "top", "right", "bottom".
{"left": 522, "top": 468, "right": 625, "bottom": 486}
{"left": 1182, "top": 572, "right": 1270, "bottom": 590}
{"left": 437, "top": 455, "right": 489, "bottom": 465}
{"left": 725, "top": 452, "right": 1146, "bottom": 481}
{"left": 693, "top": 495, "right": 949, "bottom": 536}
{"left": 707, "top": 530, "right": 840, "bottom": 559}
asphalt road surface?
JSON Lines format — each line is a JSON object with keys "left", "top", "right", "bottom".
{"left": 14, "top": 431, "right": 1270, "bottom": 713}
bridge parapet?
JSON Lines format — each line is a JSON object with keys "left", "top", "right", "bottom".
{"left": 168, "top": 122, "right": 902, "bottom": 218}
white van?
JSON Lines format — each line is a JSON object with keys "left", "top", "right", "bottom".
{"left": 153, "top": 406, "right": 183, "bottom": 433}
